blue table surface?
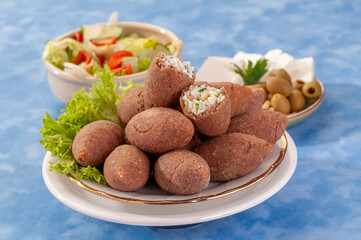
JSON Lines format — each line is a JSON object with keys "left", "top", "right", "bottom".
{"left": 1, "top": 0, "right": 361, "bottom": 239}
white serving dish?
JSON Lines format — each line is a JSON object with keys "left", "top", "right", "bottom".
{"left": 43, "top": 22, "right": 183, "bottom": 103}
{"left": 42, "top": 132, "right": 297, "bottom": 226}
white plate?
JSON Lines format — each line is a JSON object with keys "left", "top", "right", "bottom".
{"left": 42, "top": 132, "right": 297, "bottom": 226}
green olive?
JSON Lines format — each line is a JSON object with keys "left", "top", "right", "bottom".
{"left": 270, "top": 93, "right": 291, "bottom": 114}
{"left": 270, "top": 69, "right": 291, "bottom": 83}
{"left": 266, "top": 76, "right": 292, "bottom": 97}
{"left": 293, "top": 80, "right": 305, "bottom": 90}
{"left": 289, "top": 89, "right": 306, "bottom": 112}
{"left": 302, "top": 81, "right": 321, "bottom": 99}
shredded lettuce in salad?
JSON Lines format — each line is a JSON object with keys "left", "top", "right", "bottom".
{"left": 42, "top": 12, "right": 182, "bottom": 78}
{"left": 42, "top": 38, "right": 91, "bottom": 70}
{"left": 39, "top": 67, "right": 143, "bottom": 184}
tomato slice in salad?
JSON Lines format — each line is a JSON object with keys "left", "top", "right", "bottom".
{"left": 91, "top": 36, "right": 117, "bottom": 46}
{"left": 70, "top": 51, "right": 91, "bottom": 65}
{"left": 111, "top": 64, "right": 132, "bottom": 75}
{"left": 73, "top": 31, "right": 83, "bottom": 42}
{"left": 108, "top": 51, "right": 133, "bottom": 69}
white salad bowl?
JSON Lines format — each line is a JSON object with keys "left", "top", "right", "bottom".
{"left": 43, "top": 22, "right": 183, "bottom": 103}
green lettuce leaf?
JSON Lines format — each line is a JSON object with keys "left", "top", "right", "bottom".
{"left": 138, "top": 57, "right": 151, "bottom": 72}
{"left": 39, "top": 66, "right": 142, "bottom": 185}
{"left": 119, "top": 36, "right": 158, "bottom": 56}
{"left": 166, "top": 40, "right": 183, "bottom": 55}
{"left": 74, "top": 165, "right": 107, "bottom": 185}
{"left": 39, "top": 112, "right": 79, "bottom": 174}
{"left": 42, "top": 38, "right": 88, "bottom": 69}
{"left": 118, "top": 80, "right": 143, "bottom": 97}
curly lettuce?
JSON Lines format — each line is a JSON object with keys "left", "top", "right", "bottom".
{"left": 118, "top": 80, "right": 143, "bottom": 98}
{"left": 39, "top": 66, "right": 142, "bottom": 184}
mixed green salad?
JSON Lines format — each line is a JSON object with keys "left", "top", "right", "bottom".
{"left": 42, "top": 12, "right": 181, "bottom": 77}
{"left": 39, "top": 67, "right": 142, "bottom": 184}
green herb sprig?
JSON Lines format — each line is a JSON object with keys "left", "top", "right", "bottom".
{"left": 232, "top": 59, "right": 268, "bottom": 85}
{"left": 199, "top": 88, "right": 207, "bottom": 92}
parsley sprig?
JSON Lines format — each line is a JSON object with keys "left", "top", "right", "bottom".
{"left": 232, "top": 59, "right": 268, "bottom": 85}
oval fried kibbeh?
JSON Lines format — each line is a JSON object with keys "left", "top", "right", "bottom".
{"left": 194, "top": 133, "right": 273, "bottom": 181}
{"left": 207, "top": 82, "right": 252, "bottom": 117}
{"left": 154, "top": 150, "right": 210, "bottom": 195}
{"left": 104, "top": 145, "right": 150, "bottom": 192}
{"left": 180, "top": 133, "right": 203, "bottom": 151}
{"left": 227, "top": 110, "right": 288, "bottom": 144}
{"left": 117, "top": 87, "right": 145, "bottom": 126}
{"left": 144, "top": 53, "right": 195, "bottom": 108}
{"left": 72, "top": 120, "right": 124, "bottom": 167}
{"left": 238, "top": 87, "right": 265, "bottom": 113}
{"left": 125, "top": 107, "right": 194, "bottom": 153}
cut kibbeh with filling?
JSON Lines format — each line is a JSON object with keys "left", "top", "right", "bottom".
{"left": 144, "top": 53, "right": 195, "bottom": 108}
{"left": 180, "top": 83, "right": 231, "bottom": 137}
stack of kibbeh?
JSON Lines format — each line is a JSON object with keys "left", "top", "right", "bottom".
{"left": 72, "top": 52, "right": 288, "bottom": 195}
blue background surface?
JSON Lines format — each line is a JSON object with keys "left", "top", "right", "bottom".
{"left": 1, "top": 0, "right": 361, "bottom": 239}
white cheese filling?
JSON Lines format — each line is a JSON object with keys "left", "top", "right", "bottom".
{"left": 182, "top": 84, "right": 225, "bottom": 115}
{"left": 159, "top": 54, "right": 194, "bottom": 78}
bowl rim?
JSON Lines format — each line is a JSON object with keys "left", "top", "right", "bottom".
{"left": 43, "top": 21, "right": 183, "bottom": 83}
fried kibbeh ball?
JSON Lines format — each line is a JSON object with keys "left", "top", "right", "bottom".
{"left": 117, "top": 87, "right": 145, "bottom": 126}
{"left": 194, "top": 133, "right": 273, "bottom": 182}
{"left": 180, "top": 133, "right": 203, "bottom": 151}
{"left": 238, "top": 87, "right": 266, "bottom": 113}
{"left": 227, "top": 110, "right": 288, "bottom": 144}
{"left": 205, "top": 82, "right": 252, "bottom": 117}
{"left": 72, "top": 120, "right": 124, "bottom": 167}
{"left": 180, "top": 83, "right": 231, "bottom": 137}
{"left": 125, "top": 107, "right": 194, "bottom": 153}
{"left": 154, "top": 150, "right": 210, "bottom": 195}
{"left": 144, "top": 53, "right": 195, "bottom": 108}
{"left": 104, "top": 145, "right": 150, "bottom": 192}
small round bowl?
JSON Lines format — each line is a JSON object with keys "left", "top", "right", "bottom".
{"left": 43, "top": 22, "right": 183, "bottom": 103}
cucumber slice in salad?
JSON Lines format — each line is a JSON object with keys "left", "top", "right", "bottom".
{"left": 99, "top": 26, "right": 123, "bottom": 39}
{"left": 154, "top": 43, "right": 171, "bottom": 55}
{"left": 122, "top": 56, "right": 139, "bottom": 73}
{"left": 138, "top": 43, "right": 171, "bottom": 62}
{"left": 82, "top": 25, "right": 102, "bottom": 41}
{"left": 82, "top": 25, "right": 123, "bottom": 41}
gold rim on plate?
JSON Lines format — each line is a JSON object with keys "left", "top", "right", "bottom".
{"left": 66, "top": 135, "right": 288, "bottom": 205}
